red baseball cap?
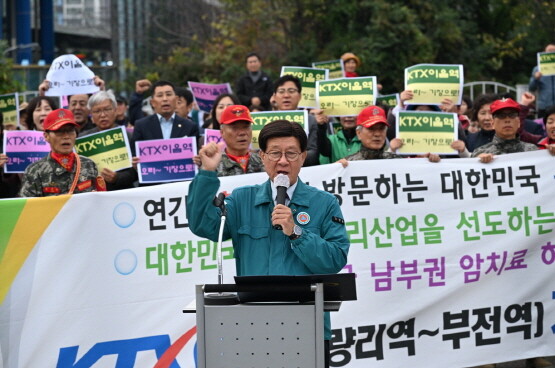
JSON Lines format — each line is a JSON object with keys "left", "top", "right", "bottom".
{"left": 220, "top": 105, "right": 254, "bottom": 125}
{"left": 490, "top": 98, "right": 521, "bottom": 115}
{"left": 357, "top": 105, "right": 388, "bottom": 128}
{"left": 43, "top": 109, "right": 79, "bottom": 131}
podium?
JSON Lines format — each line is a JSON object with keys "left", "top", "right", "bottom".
{"left": 194, "top": 273, "right": 356, "bottom": 368}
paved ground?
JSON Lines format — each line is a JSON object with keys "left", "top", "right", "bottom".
{"left": 493, "top": 356, "right": 555, "bottom": 368}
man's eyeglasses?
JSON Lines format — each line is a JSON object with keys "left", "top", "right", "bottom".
{"left": 91, "top": 107, "right": 114, "bottom": 115}
{"left": 265, "top": 151, "right": 301, "bottom": 161}
{"left": 276, "top": 88, "right": 299, "bottom": 95}
{"left": 46, "top": 128, "right": 76, "bottom": 136}
{"left": 493, "top": 111, "right": 518, "bottom": 119}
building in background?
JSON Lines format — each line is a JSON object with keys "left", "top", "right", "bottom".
{"left": 110, "top": 0, "right": 150, "bottom": 84}
{"left": 1, "top": 0, "right": 221, "bottom": 93}
{"left": 1, "top": 0, "right": 149, "bottom": 91}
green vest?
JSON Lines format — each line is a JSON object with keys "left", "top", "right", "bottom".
{"left": 319, "top": 129, "right": 361, "bottom": 164}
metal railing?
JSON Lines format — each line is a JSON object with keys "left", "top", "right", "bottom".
{"left": 463, "top": 81, "right": 517, "bottom": 100}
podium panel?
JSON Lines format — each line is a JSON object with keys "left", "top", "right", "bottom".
{"left": 194, "top": 275, "right": 355, "bottom": 368}
{"left": 196, "top": 284, "right": 325, "bottom": 368}
{"left": 204, "top": 303, "right": 319, "bottom": 367}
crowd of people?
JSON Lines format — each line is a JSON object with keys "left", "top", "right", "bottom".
{"left": 1, "top": 47, "right": 555, "bottom": 368}
{"left": 0, "top": 44, "right": 555, "bottom": 191}
{"left": 1, "top": 47, "right": 555, "bottom": 201}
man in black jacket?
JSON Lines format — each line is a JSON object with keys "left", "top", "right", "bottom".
{"left": 235, "top": 52, "right": 273, "bottom": 110}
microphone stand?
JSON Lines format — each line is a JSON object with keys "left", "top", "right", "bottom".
{"left": 215, "top": 195, "right": 227, "bottom": 285}
{"left": 204, "top": 193, "right": 238, "bottom": 305}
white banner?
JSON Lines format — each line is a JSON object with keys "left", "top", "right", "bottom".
{"left": 1, "top": 150, "right": 554, "bottom": 367}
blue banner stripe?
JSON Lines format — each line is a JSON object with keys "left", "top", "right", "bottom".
{"left": 6, "top": 151, "right": 49, "bottom": 172}
{"left": 140, "top": 159, "right": 195, "bottom": 183}
{"left": 194, "top": 97, "right": 215, "bottom": 113}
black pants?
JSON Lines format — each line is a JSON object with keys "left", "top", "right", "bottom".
{"left": 325, "top": 339, "right": 330, "bottom": 368}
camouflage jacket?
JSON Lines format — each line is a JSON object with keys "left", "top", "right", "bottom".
{"left": 471, "top": 135, "right": 538, "bottom": 157}
{"left": 344, "top": 144, "right": 403, "bottom": 161}
{"left": 217, "top": 151, "right": 265, "bottom": 177}
{"left": 19, "top": 154, "right": 101, "bottom": 197}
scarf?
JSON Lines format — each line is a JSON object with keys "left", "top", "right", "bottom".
{"left": 51, "top": 152, "right": 75, "bottom": 172}
{"left": 226, "top": 152, "right": 250, "bottom": 172}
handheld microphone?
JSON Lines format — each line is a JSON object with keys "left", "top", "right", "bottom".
{"left": 213, "top": 192, "right": 227, "bottom": 216}
{"left": 273, "top": 174, "right": 290, "bottom": 230}
{"left": 213, "top": 192, "right": 225, "bottom": 207}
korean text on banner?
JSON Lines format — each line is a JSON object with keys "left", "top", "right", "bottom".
{"left": 316, "top": 77, "right": 377, "bottom": 117}
{"left": 537, "top": 52, "right": 555, "bottom": 76}
{"left": 45, "top": 54, "right": 100, "bottom": 96}
{"left": 250, "top": 110, "right": 309, "bottom": 149}
{"left": 136, "top": 137, "right": 198, "bottom": 183}
{"left": 3, "top": 130, "right": 50, "bottom": 173}
{"left": 204, "top": 128, "right": 226, "bottom": 149}
{"left": 395, "top": 111, "right": 459, "bottom": 155}
{"left": 377, "top": 93, "right": 401, "bottom": 110}
{"left": 188, "top": 82, "right": 232, "bottom": 113}
{"left": 281, "top": 66, "right": 329, "bottom": 109}
{"left": 75, "top": 126, "right": 133, "bottom": 172}
{"left": 405, "top": 64, "right": 464, "bottom": 105}
{"left": 0, "top": 93, "right": 19, "bottom": 128}
{"left": 313, "top": 59, "right": 345, "bottom": 79}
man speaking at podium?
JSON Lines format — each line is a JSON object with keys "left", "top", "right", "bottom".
{"left": 187, "top": 119, "right": 350, "bottom": 367}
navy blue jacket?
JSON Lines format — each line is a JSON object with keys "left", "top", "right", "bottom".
{"left": 132, "top": 114, "right": 199, "bottom": 143}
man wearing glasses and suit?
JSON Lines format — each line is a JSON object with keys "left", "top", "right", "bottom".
{"left": 187, "top": 119, "right": 350, "bottom": 368}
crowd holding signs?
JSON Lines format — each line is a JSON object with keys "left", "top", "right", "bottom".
{"left": 1, "top": 52, "right": 466, "bottom": 183}
{"left": 2, "top": 46, "right": 555, "bottom": 188}
{"left": 2, "top": 44, "right": 555, "bottom": 368}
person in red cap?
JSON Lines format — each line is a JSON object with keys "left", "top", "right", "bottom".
{"left": 338, "top": 105, "right": 440, "bottom": 165}
{"left": 19, "top": 108, "right": 106, "bottom": 197}
{"left": 194, "top": 105, "right": 264, "bottom": 176}
{"left": 470, "top": 107, "right": 553, "bottom": 368}
{"left": 471, "top": 98, "right": 541, "bottom": 163}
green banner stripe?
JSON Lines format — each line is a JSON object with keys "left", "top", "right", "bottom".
{"left": 377, "top": 95, "right": 398, "bottom": 107}
{"left": 0, "top": 94, "right": 17, "bottom": 113}
{"left": 282, "top": 68, "right": 327, "bottom": 87}
{"left": 75, "top": 134, "right": 128, "bottom": 156}
{"left": 407, "top": 78, "right": 460, "bottom": 84}
{"left": 406, "top": 65, "right": 461, "bottom": 84}
{"left": 399, "top": 112, "right": 456, "bottom": 133}
{"left": 318, "top": 87, "right": 374, "bottom": 97}
{"left": 539, "top": 55, "right": 555, "bottom": 63}
{"left": 0, "top": 199, "right": 27, "bottom": 262}
{"left": 252, "top": 113, "right": 306, "bottom": 127}
{"left": 318, "top": 78, "right": 374, "bottom": 97}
